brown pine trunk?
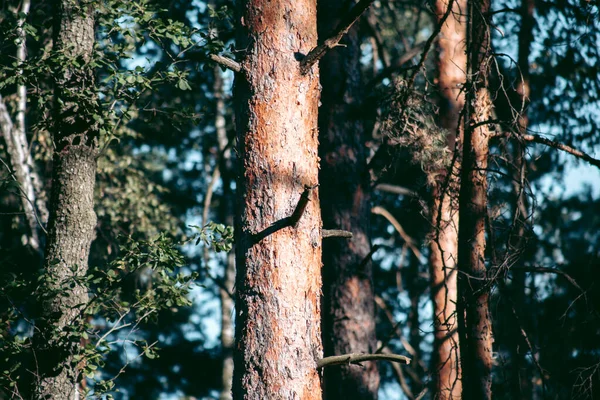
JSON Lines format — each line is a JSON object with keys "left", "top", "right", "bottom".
{"left": 33, "top": 1, "right": 98, "bottom": 399}
{"left": 457, "top": 0, "right": 494, "bottom": 398}
{"left": 233, "top": 1, "right": 323, "bottom": 398}
{"left": 430, "top": 0, "right": 467, "bottom": 398}
{"left": 318, "top": 2, "right": 379, "bottom": 399}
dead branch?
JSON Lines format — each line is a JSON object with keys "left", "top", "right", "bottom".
{"left": 250, "top": 185, "right": 318, "bottom": 244}
{"left": 372, "top": 205, "right": 425, "bottom": 262}
{"left": 520, "top": 133, "right": 600, "bottom": 169}
{"left": 322, "top": 229, "right": 353, "bottom": 238}
{"left": 210, "top": 54, "right": 242, "bottom": 73}
{"left": 406, "top": 0, "right": 455, "bottom": 87}
{"left": 366, "top": 44, "right": 425, "bottom": 89}
{"left": 317, "top": 353, "right": 411, "bottom": 369}
{"left": 381, "top": 345, "right": 415, "bottom": 400}
{"left": 493, "top": 129, "right": 600, "bottom": 170}
{"left": 301, "top": 0, "right": 376, "bottom": 74}
{"left": 374, "top": 183, "right": 417, "bottom": 197}
{"left": 514, "top": 265, "right": 584, "bottom": 293}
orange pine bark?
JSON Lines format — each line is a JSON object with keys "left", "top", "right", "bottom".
{"left": 457, "top": 0, "right": 494, "bottom": 398}
{"left": 430, "top": 0, "right": 467, "bottom": 398}
{"left": 233, "top": 1, "right": 323, "bottom": 399}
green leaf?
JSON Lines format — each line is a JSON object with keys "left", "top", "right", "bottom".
{"left": 177, "top": 79, "right": 192, "bottom": 91}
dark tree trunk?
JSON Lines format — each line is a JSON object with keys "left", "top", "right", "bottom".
{"left": 33, "top": 1, "right": 98, "bottom": 399}
{"left": 509, "top": 0, "right": 535, "bottom": 397}
{"left": 430, "top": 0, "right": 467, "bottom": 398}
{"left": 457, "top": 0, "right": 494, "bottom": 398}
{"left": 318, "top": 2, "right": 379, "bottom": 400}
{"left": 233, "top": 0, "right": 323, "bottom": 398}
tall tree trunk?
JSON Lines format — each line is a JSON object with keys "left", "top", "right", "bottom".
{"left": 0, "top": 0, "right": 47, "bottom": 253}
{"left": 233, "top": 1, "right": 323, "bottom": 398}
{"left": 509, "top": 0, "right": 535, "bottom": 397}
{"left": 318, "top": 2, "right": 379, "bottom": 400}
{"left": 33, "top": 1, "right": 98, "bottom": 398}
{"left": 214, "top": 67, "right": 235, "bottom": 400}
{"left": 430, "top": 0, "right": 466, "bottom": 398}
{"left": 457, "top": 0, "right": 493, "bottom": 398}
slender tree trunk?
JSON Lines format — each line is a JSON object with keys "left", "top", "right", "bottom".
{"left": 214, "top": 67, "right": 235, "bottom": 400}
{"left": 0, "top": 0, "right": 47, "bottom": 253}
{"left": 233, "top": 1, "right": 323, "bottom": 398}
{"left": 406, "top": 255, "right": 424, "bottom": 394}
{"left": 457, "top": 0, "right": 493, "bottom": 398}
{"left": 509, "top": 0, "right": 535, "bottom": 397}
{"left": 430, "top": 0, "right": 466, "bottom": 398}
{"left": 32, "top": 1, "right": 98, "bottom": 398}
{"left": 219, "top": 250, "right": 235, "bottom": 400}
{"left": 318, "top": 2, "right": 379, "bottom": 400}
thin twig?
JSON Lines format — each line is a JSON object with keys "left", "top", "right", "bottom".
{"left": 317, "top": 353, "right": 411, "bottom": 369}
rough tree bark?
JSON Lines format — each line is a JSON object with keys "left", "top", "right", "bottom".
{"left": 430, "top": 0, "right": 466, "bottom": 398}
{"left": 457, "top": 0, "right": 494, "bottom": 398}
{"left": 233, "top": 0, "right": 323, "bottom": 398}
{"left": 318, "top": 2, "right": 379, "bottom": 399}
{"left": 32, "top": 1, "right": 98, "bottom": 398}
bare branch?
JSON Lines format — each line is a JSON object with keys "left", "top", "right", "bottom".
{"left": 250, "top": 185, "right": 318, "bottom": 244}
{"left": 322, "top": 229, "right": 353, "bottom": 238}
{"left": 372, "top": 205, "right": 425, "bottom": 262}
{"left": 381, "top": 346, "right": 415, "bottom": 400}
{"left": 366, "top": 44, "right": 425, "bottom": 89}
{"left": 520, "top": 133, "right": 600, "bottom": 169}
{"left": 486, "top": 7, "right": 520, "bottom": 16}
{"left": 317, "top": 353, "right": 411, "bottom": 369}
{"left": 301, "top": 0, "right": 376, "bottom": 74}
{"left": 406, "top": 0, "right": 455, "bottom": 87}
{"left": 515, "top": 265, "right": 584, "bottom": 293}
{"left": 210, "top": 54, "right": 242, "bottom": 73}
{"left": 495, "top": 130, "right": 600, "bottom": 169}
{"left": 374, "top": 183, "right": 417, "bottom": 197}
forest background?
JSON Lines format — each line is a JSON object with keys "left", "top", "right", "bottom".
{"left": 0, "top": 0, "right": 599, "bottom": 399}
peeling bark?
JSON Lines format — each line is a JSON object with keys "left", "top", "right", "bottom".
{"left": 233, "top": 1, "right": 323, "bottom": 398}
{"left": 32, "top": 1, "right": 98, "bottom": 398}
{"left": 456, "top": 0, "right": 494, "bottom": 398}
{"left": 430, "top": 0, "right": 467, "bottom": 397}
{"left": 318, "top": 2, "right": 379, "bottom": 399}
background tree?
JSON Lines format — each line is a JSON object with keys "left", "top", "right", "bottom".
{"left": 318, "top": 1, "right": 380, "bottom": 399}
{"left": 429, "top": 0, "right": 466, "bottom": 397}
{"left": 456, "top": 0, "right": 494, "bottom": 398}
